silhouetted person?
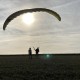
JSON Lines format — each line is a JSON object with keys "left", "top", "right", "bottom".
{"left": 28, "top": 48, "right": 32, "bottom": 59}
{"left": 33, "top": 47, "right": 39, "bottom": 56}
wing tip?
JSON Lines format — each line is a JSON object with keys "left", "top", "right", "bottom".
{"left": 3, "top": 27, "right": 5, "bottom": 30}
{"left": 59, "top": 17, "right": 61, "bottom": 21}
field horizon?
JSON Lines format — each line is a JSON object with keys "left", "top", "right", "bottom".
{"left": 0, "top": 54, "right": 80, "bottom": 79}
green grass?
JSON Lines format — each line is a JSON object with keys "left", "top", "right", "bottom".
{"left": 0, "top": 54, "right": 80, "bottom": 80}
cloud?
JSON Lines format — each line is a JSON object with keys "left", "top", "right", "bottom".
{"left": 0, "top": 0, "right": 80, "bottom": 54}
{"left": 52, "top": 0, "right": 80, "bottom": 8}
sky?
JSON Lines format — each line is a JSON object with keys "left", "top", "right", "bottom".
{"left": 0, "top": 0, "right": 80, "bottom": 54}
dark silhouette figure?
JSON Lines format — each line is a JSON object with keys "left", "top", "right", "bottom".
{"left": 3, "top": 8, "right": 61, "bottom": 30}
{"left": 28, "top": 48, "right": 32, "bottom": 59}
{"left": 33, "top": 47, "right": 39, "bottom": 56}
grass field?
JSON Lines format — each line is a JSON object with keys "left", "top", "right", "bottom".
{"left": 0, "top": 54, "right": 80, "bottom": 80}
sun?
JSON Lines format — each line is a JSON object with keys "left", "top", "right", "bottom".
{"left": 22, "top": 13, "right": 35, "bottom": 25}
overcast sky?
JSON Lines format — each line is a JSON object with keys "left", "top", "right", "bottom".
{"left": 0, "top": 0, "right": 80, "bottom": 54}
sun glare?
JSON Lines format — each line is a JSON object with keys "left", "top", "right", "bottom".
{"left": 22, "top": 13, "right": 35, "bottom": 25}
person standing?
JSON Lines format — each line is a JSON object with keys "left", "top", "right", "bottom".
{"left": 28, "top": 48, "right": 32, "bottom": 59}
{"left": 33, "top": 47, "right": 39, "bottom": 56}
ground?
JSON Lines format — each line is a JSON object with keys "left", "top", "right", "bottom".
{"left": 0, "top": 54, "right": 80, "bottom": 80}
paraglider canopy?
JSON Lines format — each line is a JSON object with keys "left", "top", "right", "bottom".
{"left": 3, "top": 8, "right": 61, "bottom": 30}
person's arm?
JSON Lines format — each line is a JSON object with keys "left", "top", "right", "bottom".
{"left": 33, "top": 47, "right": 35, "bottom": 51}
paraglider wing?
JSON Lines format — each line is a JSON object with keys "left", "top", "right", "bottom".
{"left": 3, "top": 8, "right": 61, "bottom": 30}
